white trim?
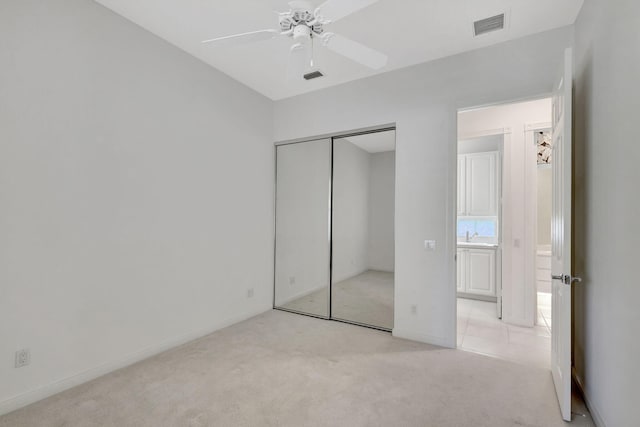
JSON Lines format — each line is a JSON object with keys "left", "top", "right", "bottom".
{"left": 0, "top": 307, "right": 272, "bottom": 417}
{"left": 572, "top": 368, "right": 607, "bottom": 427}
{"left": 524, "top": 122, "right": 538, "bottom": 327}
{"left": 500, "top": 132, "right": 513, "bottom": 323}
{"left": 525, "top": 121, "right": 552, "bottom": 132}
{"left": 448, "top": 113, "right": 459, "bottom": 354}
{"left": 392, "top": 328, "right": 454, "bottom": 348}
{"left": 457, "top": 93, "right": 553, "bottom": 114}
{"left": 274, "top": 123, "right": 396, "bottom": 146}
{"left": 458, "top": 127, "right": 512, "bottom": 140}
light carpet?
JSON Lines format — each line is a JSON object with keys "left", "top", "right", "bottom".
{"left": 0, "top": 310, "right": 594, "bottom": 427}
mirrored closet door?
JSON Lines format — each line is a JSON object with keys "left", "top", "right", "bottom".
{"left": 274, "top": 139, "right": 331, "bottom": 318}
{"left": 332, "top": 131, "right": 396, "bottom": 330}
{"left": 273, "top": 129, "right": 395, "bottom": 331}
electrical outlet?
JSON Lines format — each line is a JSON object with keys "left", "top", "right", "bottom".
{"left": 247, "top": 288, "right": 254, "bottom": 298}
{"left": 15, "top": 349, "right": 30, "bottom": 368}
{"left": 411, "top": 305, "right": 417, "bottom": 315}
{"left": 289, "top": 276, "right": 296, "bottom": 286}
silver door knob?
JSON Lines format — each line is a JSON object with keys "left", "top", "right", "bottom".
{"left": 551, "top": 274, "right": 582, "bottom": 285}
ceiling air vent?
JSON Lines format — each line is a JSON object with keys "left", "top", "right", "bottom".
{"left": 303, "top": 70, "right": 324, "bottom": 80}
{"left": 473, "top": 14, "right": 505, "bottom": 36}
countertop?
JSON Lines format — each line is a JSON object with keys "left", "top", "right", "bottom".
{"left": 457, "top": 242, "right": 499, "bottom": 249}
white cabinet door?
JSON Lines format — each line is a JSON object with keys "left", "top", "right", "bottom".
{"left": 457, "top": 156, "right": 466, "bottom": 216}
{"left": 466, "top": 152, "right": 498, "bottom": 216}
{"left": 456, "top": 249, "right": 467, "bottom": 292}
{"left": 467, "top": 249, "right": 496, "bottom": 296}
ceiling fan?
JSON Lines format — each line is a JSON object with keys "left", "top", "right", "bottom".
{"left": 201, "top": 0, "right": 388, "bottom": 80}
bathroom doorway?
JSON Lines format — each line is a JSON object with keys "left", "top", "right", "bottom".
{"left": 455, "top": 98, "right": 554, "bottom": 369}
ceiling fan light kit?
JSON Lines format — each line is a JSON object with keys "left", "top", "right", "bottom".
{"left": 202, "top": 0, "right": 388, "bottom": 80}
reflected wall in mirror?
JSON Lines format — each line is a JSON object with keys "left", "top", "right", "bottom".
{"left": 274, "top": 139, "right": 331, "bottom": 317}
{"left": 332, "top": 130, "right": 396, "bottom": 330}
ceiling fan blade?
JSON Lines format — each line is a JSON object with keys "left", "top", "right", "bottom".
{"left": 315, "top": 0, "right": 379, "bottom": 23}
{"left": 321, "top": 33, "right": 387, "bottom": 69}
{"left": 287, "top": 43, "right": 311, "bottom": 81}
{"left": 202, "top": 29, "right": 280, "bottom": 46}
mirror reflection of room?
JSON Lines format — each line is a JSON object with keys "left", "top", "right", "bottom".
{"left": 332, "top": 130, "right": 395, "bottom": 330}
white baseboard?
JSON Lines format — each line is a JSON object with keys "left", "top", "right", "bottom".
{"left": 572, "top": 368, "right": 607, "bottom": 427}
{"left": 392, "top": 328, "right": 454, "bottom": 348}
{"left": 0, "top": 306, "right": 272, "bottom": 417}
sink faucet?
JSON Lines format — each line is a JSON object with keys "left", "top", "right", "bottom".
{"left": 466, "top": 231, "right": 479, "bottom": 242}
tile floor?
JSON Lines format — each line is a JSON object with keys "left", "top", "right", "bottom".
{"left": 457, "top": 294, "right": 552, "bottom": 369}
{"left": 538, "top": 291, "right": 552, "bottom": 330}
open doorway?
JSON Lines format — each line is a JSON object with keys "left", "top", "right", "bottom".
{"left": 534, "top": 129, "right": 553, "bottom": 333}
{"left": 455, "top": 98, "right": 553, "bottom": 369}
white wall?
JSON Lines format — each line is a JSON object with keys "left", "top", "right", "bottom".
{"left": 274, "top": 27, "right": 573, "bottom": 346}
{"left": 537, "top": 167, "right": 552, "bottom": 247}
{"left": 332, "top": 139, "right": 370, "bottom": 283}
{"left": 458, "top": 98, "right": 552, "bottom": 327}
{"left": 0, "top": 0, "right": 274, "bottom": 414}
{"left": 573, "top": 0, "right": 640, "bottom": 425}
{"left": 274, "top": 141, "right": 331, "bottom": 307}
{"left": 367, "top": 151, "right": 395, "bottom": 272}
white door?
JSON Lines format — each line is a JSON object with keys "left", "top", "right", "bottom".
{"left": 551, "top": 48, "right": 578, "bottom": 422}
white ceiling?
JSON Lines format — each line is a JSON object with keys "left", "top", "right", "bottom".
{"left": 94, "top": 0, "right": 584, "bottom": 100}
{"left": 342, "top": 130, "right": 395, "bottom": 153}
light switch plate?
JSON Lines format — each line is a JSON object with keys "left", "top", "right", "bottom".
{"left": 424, "top": 240, "right": 436, "bottom": 251}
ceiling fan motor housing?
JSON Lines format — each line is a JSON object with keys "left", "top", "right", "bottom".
{"left": 293, "top": 24, "right": 312, "bottom": 41}
{"left": 279, "top": 3, "right": 324, "bottom": 40}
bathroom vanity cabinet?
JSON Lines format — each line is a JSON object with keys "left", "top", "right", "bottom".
{"left": 457, "top": 245, "right": 497, "bottom": 298}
